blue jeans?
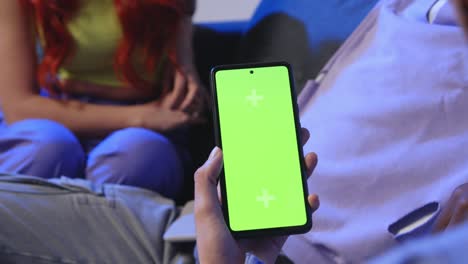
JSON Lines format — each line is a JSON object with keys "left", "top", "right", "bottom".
{"left": 0, "top": 174, "right": 179, "bottom": 263}
{"left": 0, "top": 114, "right": 186, "bottom": 199}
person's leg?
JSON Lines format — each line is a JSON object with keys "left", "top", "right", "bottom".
{"left": 0, "top": 119, "right": 85, "bottom": 179}
{"left": 0, "top": 175, "right": 178, "bottom": 264}
{"left": 86, "top": 127, "right": 184, "bottom": 199}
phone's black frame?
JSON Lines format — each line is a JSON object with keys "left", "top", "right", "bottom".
{"left": 210, "top": 61, "right": 312, "bottom": 238}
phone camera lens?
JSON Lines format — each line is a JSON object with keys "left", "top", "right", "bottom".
{"left": 250, "top": 70, "right": 254, "bottom": 74}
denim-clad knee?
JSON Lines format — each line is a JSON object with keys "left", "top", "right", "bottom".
{"left": 0, "top": 119, "right": 85, "bottom": 178}
{"left": 87, "top": 127, "right": 184, "bottom": 199}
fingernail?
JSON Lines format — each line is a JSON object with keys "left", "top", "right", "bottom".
{"left": 209, "top": 147, "right": 220, "bottom": 160}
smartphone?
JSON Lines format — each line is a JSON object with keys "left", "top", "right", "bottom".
{"left": 210, "top": 62, "right": 312, "bottom": 237}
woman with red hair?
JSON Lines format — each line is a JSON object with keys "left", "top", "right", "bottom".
{"left": 0, "top": 0, "right": 206, "bottom": 199}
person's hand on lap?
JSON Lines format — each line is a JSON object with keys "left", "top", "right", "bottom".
{"left": 158, "top": 15, "right": 209, "bottom": 116}
{"left": 157, "top": 67, "right": 208, "bottom": 115}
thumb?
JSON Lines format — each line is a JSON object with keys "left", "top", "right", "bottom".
{"left": 194, "top": 147, "right": 224, "bottom": 217}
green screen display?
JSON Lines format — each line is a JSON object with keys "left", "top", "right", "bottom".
{"left": 214, "top": 65, "right": 307, "bottom": 232}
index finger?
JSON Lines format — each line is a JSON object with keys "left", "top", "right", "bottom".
{"left": 179, "top": 80, "right": 199, "bottom": 111}
{"left": 301, "top": 127, "right": 310, "bottom": 146}
{"left": 167, "top": 71, "right": 188, "bottom": 110}
{"left": 308, "top": 194, "right": 320, "bottom": 213}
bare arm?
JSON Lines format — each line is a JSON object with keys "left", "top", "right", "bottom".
{"left": 0, "top": 1, "right": 147, "bottom": 138}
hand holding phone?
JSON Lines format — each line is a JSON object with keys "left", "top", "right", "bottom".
{"left": 210, "top": 62, "right": 313, "bottom": 237}
{"left": 194, "top": 132, "right": 320, "bottom": 264}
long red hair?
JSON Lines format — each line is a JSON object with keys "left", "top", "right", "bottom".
{"left": 19, "top": 0, "right": 188, "bottom": 95}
